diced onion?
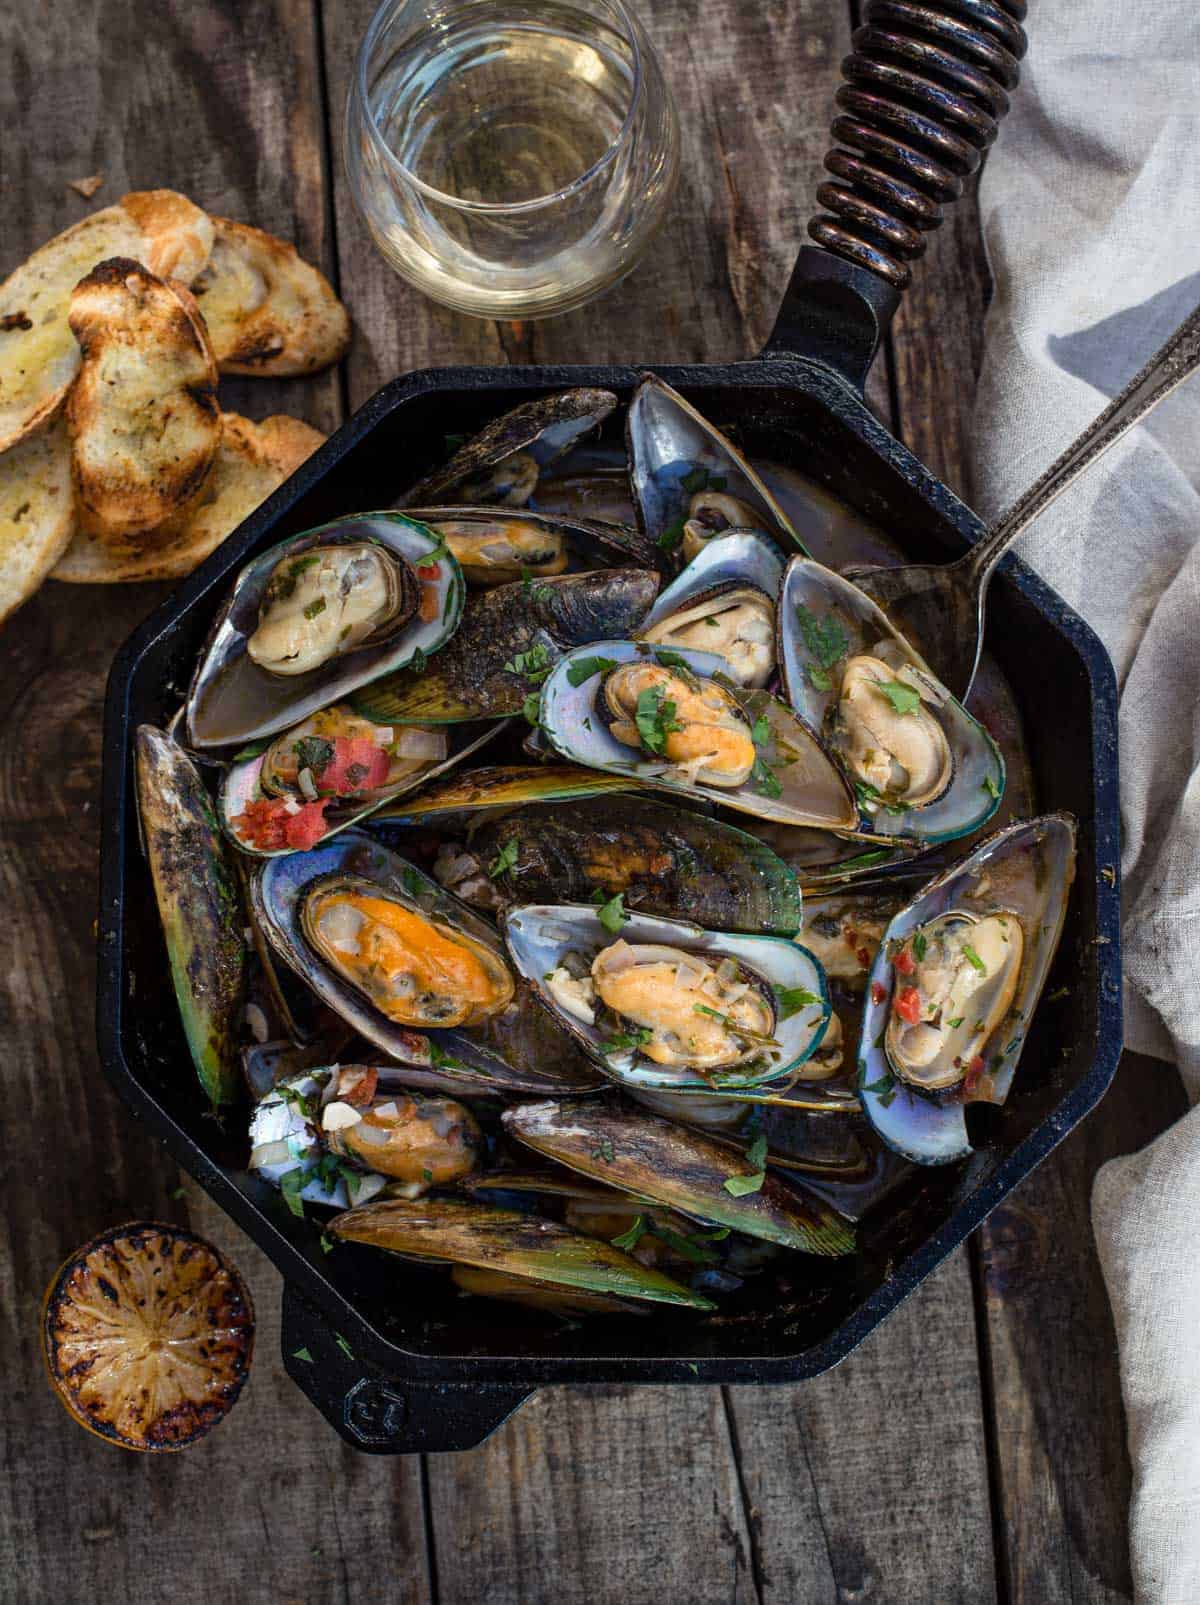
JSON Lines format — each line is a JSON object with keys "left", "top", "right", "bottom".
{"left": 394, "top": 727, "right": 447, "bottom": 760}
{"left": 374, "top": 1100, "right": 399, "bottom": 1120}
{"left": 249, "top": 1138, "right": 294, "bottom": 1170}
{"left": 594, "top": 940, "right": 634, "bottom": 975}
{"left": 351, "top": 1172, "right": 388, "bottom": 1204}
{"left": 716, "top": 958, "right": 740, "bottom": 985}
{"left": 347, "top": 1120, "right": 393, "bottom": 1146}
{"left": 282, "top": 796, "right": 302, "bottom": 815}
{"left": 297, "top": 767, "right": 318, "bottom": 801}
{"left": 674, "top": 954, "right": 708, "bottom": 991}
{"left": 322, "top": 1101, "right": 363, "bottom": 1132}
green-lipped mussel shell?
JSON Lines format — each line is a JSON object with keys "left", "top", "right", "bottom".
{"left": 135, "top": 726, "right": 245, "bottom": 1107}
{"left": 504, "top": 1099, "right": 855, "bottom": 1256}
{"left": 329, "top": 1196, "right": 714, "bottom": 1309}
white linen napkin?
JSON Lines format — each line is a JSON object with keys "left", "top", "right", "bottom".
{"left": 969, "top": 6, "right": 1200, "bottom": 1599}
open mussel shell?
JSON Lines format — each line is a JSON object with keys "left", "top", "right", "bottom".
{"left": 433, "top": 793, "right": 802, "bottom": 935}
{"left": 370, "top": 763, "right": 637, "bottom": 826}
{"left": 407, "top": 507, "right": 660, "bottom": 583}
{"left": 349, "top": 568, "right": 660, "bottom": 725}
{"left": 397, "top": 389, "right": 618, "bottom": 508}
{"left": 856, "top": 813, "right": 1077, "bottom": 1166}
{"left": 778, "top": 557, "right": 1004, "bottom": 845}
{"left": 219, "top": 706, "right": 503, "bottom": 856}
{"left": 539, "top": 640, "right": 858, "bottom": 830}
{"left": 626, "top": 374, "right": 805, "bottom": 560}
{"left": 503, "top": 903, "right": 830, "bottom": 1093}
{"left": 637, "top": 530, "right": 785, "bottom": 687}
{"left": 504, "top": 1100, "right": 855, "bottom": 1256}
{"left": 250, "top": 1068, "right": 482, "bottom": 1201}
{"left": 187, "top": 514, "right": 464, "bottom": 750}
{"left": 449, "top": 1265, "right": 650, "bottom": 1318}
{"left": 135, "top": 726, "right": 245, "bottom": 1107}
{"left": 250, "top": 829, "right": 603, "bottom": 1096}
{"left": 329, "top": 1195, "right": 715, "bottom": 1310}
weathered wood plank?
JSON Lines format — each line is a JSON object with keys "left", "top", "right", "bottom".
{"left": 977, "top": 1052, "right": 1185, "bottom": 1605}
{"left": 0, "top": 7, "right": 428, "bottom": 1601}
{"left": 727, "top": 1252, "right": 998, "bottom": 1604}
{"left": 426, "top": 1385, "right": 758, "bottom": 1605}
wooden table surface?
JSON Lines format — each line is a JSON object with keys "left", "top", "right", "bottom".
{"left": 0, "top": 3, "right": 1186, "bottom": 1601}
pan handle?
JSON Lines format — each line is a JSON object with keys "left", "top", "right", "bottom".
{"left": 761, "top": 0, "right": 1028, "bottom": 389}
{"left": 280, "top": 1282, "right": 533, "bottom": 1454}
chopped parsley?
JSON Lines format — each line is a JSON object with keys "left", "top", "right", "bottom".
{"left": 600, "top": 1027, "right": 652, "bottom": 1056}
{"left": 982, "top": 773, "right": 1002, "bottom": 801}
{"left": 653, "top": 649, "right": 691, "bottom": 673}
{"left": 590, "top": 1140, "right": 617, "bottom": 1163}
{"left": 611, "top": 1215, "right": 648, "bottom": 1251}
{"left": 961, "top": 944, "right": 987, "bottom": 975}
{"left": 795, "top": 603, "right": 850, "bottom": 684}
{"left": 656, "top": 519, "right": 686, "bottom": 552}
{"left": 408, "top": 646, "right": 428, "bottom": 676}
{"left": 520, "top": 568, "right": 554, "bottom": 603}
{"left": 837, "top": 848, "right": 895, "bottom": 870}
{"left": 946, "top": 1015, "right": 964, "bottom": 1029}
{"left": 334, "top": 1334, "right": 355, "bottom": 1360}
{"left": 503, "top": 641, "right": 553, "bottom": 681}
{"left": 422, "top": 1167, "right": 434, "bottom": 1184}
{"left": 635, "top": 687, "right": 683, "bottom": 754}
{"left": 750, "top": 755, "right": 783, "bottom": 799}
{"left": 567, "top": 654, "right": 618, "bottom": 687}
{"left": 751, "top": 714, "right": 771, "bottom": 747}
{"left": 592, "top": 889, "right": 630, "bottom": 935}
{"left": 775, "top": 985, "right": 821, "bottom": 1021}
{"left": 488, "top": 838, "right": 519, "bottom": 878}
{"left": 858, "top": 1066, "right": 898, "bottom": 1107}
{"left": 291, "top": 1347, "right": 314, "bottom": 1363}
{"left": 912, "top": 931, "right": 927, "bottom": 961}
{"left": 303, "top": 595, "right": 327, "bottom": 622}
{"left": 522, "top": 692, "right": 542, "bottom": 725}
{"left": 724, "top": 1133, "right": 768, "bottom": 1196}
{"left": 693, "top": 1002, "right": 778, "bottom": 1048}
{"left": 875, "top": 680, "right": 921, "bottom": 716}
{"left": 680, "top": 466, "right": 711, "bottom": 495}
{"left": 294, "top": 735, "right": 334, "bottom": 775}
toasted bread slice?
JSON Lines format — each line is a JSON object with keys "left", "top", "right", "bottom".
{"left": 192, "top": 219, "right": 349, "bottom": 375}
{"left": 0, "top": 417, "right": 74, "bottom": 625}
{"left": 53, "top": 411, "right": 324, "bottom": 584}
{"left": 0, "top": 191, "right": 212, "bottom": 454}
{"left": 68, "top": 259, "right": 220, "bottom": 541}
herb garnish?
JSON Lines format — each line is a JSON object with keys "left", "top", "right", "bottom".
{"left": 600, "top": 1027, "right": 652, "bottom": 1056}
{"left": 303, "top": 596, "right": 327, "bottom": 622}
{"left": 724, "top": 1133, "right": 768, "bottom": 1196}
{"left": 294, "top": 735, "right": 334, "bottom": 776}
{"left": 611, "top": 1215, "right": 648, "bottom": 1251}
{"left": 946, "top": 1016, "right": 964, "bottom": 1029}
{"left": 504, "top": 642, "right": 553, "bottom": 681}
{"left": 693, "top": 1002, "right": 779, "bottom": 1048}
{"left": 656, "top": 519, "right": 685, "bottom": 551}
{"left": 912, "top": 931, "right": 927, "bottom": 961}
{"left": 635, "top": 687, "right": 683, "bottom": 754}
{"left": 521, "top": 568, "right": 554, "bottom": 604}
{"left": 795, "top": 603, "right": 850, "bottom": 688}
{"left": 292, "top": 1347, "right": 314, "bottom": 1363}
{"left": 982, "top": 774, "right": 1001, "bottom": 801}
{"left": 591, "top": 889, "right": 629, "bottom": 935}
{"left": 961, "top": 944, "right": 987, "bottom": 975}
{"left": 775, "top": 985, "right": 821, "bottom": 1021}
{"left": 591, "top": 1140, "right": 617, "bottom": 1163}
{"left": 858, "top": 1065, "right": 898, "bottom": 1107}
{"left": 875, "top": 680, "right": 921, "bottom": 716}
{"left": 488, "top": 838, "right": 519, "bottom": 878}
{"left": 567, "top": 654, "right": 618, "bottom": 687}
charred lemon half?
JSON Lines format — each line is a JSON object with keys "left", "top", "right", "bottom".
{"left": 42, "top": 1221, "right": 254, "bottom": 1452}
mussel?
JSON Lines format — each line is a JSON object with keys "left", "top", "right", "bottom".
{"left": 220, "top": 703, "right": 500, "bottom": 856}
{"left": 626, "top": 374, "right": 804, "bottom": 562}
{"left": 329, "top": 1195, "right": 714, "bottom": 1310}
{"left": 637, "top": 531, "right": 783, "bottom": 687}
{"left": 350, "top": 568, "right": 659, "bottom": 725}
{"left": 407, "top": 507, "right": 661, "bottom": 585}
{"left": 430, "top": 792, "right": 802, "bottom": 935}
{"left": 539, "top": 640, "right": 858, "bottom": 831}
{"left": 249, "top": 1067, "right": 482, "bottom": 1207}
{"left": 300, "top": 875, "right": 514, "bottom": 1028}
{"left": 398, "top": 390, "right": 618, "bottom": 508}
{"left": 248, "top": 543, "right": 418, "bottom": 677}
{"left": 504, "top": 903, "right": 830, "bottom": 1093}
{"left": 187, "top": 514, "right": 464, "bottom": 749}
{"left": 856, "top": 813, "right": 1077, "bottom": 1165}
{"left": 778, "top": 557, "right": 1004, "bottom": 845}
{"left": 135, "top": 726, "right": 245, "bottom": 1107}
{"left": 504, "top": 1100, "right": 855, "bottom": 1255}
{"left": 371, "top": 763, "right": 637, "bottom": 826}
{"left": 251, "top": 829, "right": 604, "bottom": 1096}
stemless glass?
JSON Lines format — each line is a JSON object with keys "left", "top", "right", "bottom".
{"left": 344, "top": 0, "right": 679, "bottom": 319}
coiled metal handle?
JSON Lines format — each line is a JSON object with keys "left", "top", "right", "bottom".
{"left": 809, "top": 0, "right": 1028, "bottom": 289}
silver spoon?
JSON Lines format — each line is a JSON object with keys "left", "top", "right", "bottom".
{"left": 844, "top": 303, "right": 1200, "bottom": 701}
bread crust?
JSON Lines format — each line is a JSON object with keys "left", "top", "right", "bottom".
{"left": 52, "top": 410, "right": 324, "bottom": 583}
{"left": 0, "top": 417, "right": 74, "bottom": 625}
{"left": 67, "top": 258, "right": 221, "bottom": 542}
{"left": 0, "top": 191, "right": 212, "bottom": 454}
{"left": 192, "top": 218, "right": 349, "bottom": 376}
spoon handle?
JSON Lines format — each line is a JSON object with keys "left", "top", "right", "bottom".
{"left": 965, "top": 301, "right": 1200, "bottom": 584}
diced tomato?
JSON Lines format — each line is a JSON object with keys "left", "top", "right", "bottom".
{"left": 964, "top": 1055, "right": 986, "bottom": 1094}
{"left": 893, "top": 947, "right": 915, "bottom": 975}
{"left": 418, "top": 582, "right": 440, "bottom": 623}
{"left": 232, "top": 797, "right": 290, "bottom": 851}
{"left": 320, "top": 736, "right": 390, "bottom": 795}
{"left": 893, "top": 986, "right": 922, "bottom": 1025}
{"left": 856, "top": 946, "right": 871, "bottom": 968}
{"left": 337, "top": 1066, "right": 379, "bottom": 1108}
{"left": 870, "top": 980, "right": 887, "bottom": 1006}
{"left": 283, "top": 800, "right": 330, "bottom": 849}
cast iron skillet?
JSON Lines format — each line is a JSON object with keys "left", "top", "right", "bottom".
{"left": 98, "top": 0, "right": 1121, "bottom": 1454}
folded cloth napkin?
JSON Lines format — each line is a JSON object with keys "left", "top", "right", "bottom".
{"left": 969, "top": 6, "right": 1200, "bottom": 1599}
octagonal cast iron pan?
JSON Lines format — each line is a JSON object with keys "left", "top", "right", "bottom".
{"left": 98, "top": 0, "right": 1121, "bottom": 1454}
